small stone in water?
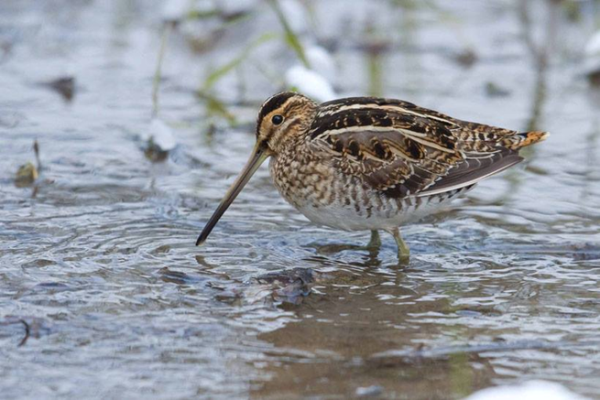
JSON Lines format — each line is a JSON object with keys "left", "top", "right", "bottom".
{"left": 157, "top": 267, "right": 194, "bottom": 285}
{"left": 44, "top": 76, "right": 76, "bottom": 101}
{"left": 15, "top": 162, "right": 38, "bottom": 187}
{"left": 143, "top": 118, "right": 176, "bottom": 162}
{"left": 588, "top": 70, "right": 600, "bottom": 87}
{"left": 144, "top": 138, "right": 170, "bottom": 162}
{"left": 253, "top": 268, "right": 317, "bottom": 305}
{"left": 454, "top": 49, "right": 478, "bottom": 67}
{"left": 356, "top": 385, "right": 384, "bottom": 397}
{"left": 485, "top": 82, "right": 511, "bottom": 97}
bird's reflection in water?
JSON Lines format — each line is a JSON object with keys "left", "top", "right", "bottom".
{"left": 250, "top": 253, "right": 500, "bottom": 399}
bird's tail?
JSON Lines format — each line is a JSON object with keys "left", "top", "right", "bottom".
{"left": 506, "top": 131, "right": 549, "bottom": 150}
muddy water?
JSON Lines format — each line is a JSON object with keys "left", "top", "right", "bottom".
{"left": 1, "top": 0, "right": 600, "bottom": 399}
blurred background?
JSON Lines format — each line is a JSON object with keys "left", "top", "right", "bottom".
{"left": 1, "top": 0, "right": 600, "bottom": 399}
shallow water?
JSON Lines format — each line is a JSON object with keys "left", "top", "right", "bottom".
{"left": 1, "top": 0, "right": 600, "bottom": 399}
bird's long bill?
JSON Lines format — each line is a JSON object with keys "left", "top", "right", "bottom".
{"left": 196, "top": 144, "right": 269, "bottom": 246}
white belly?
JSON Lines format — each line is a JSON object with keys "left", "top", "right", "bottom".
{"left": 270, "top": 155, "right": 474, "bottom": 232}
{"left": 296, "top": 194, "right": 453, "bottom": 231}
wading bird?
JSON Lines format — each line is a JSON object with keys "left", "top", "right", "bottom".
{"left": 196, "top": 92, "right": 547, "bottom": 260}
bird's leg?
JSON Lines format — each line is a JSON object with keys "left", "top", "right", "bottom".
{"left": 311, "top": 230, "right": 382, "bottom": 256}
{"left": 367, "top": 230, "right": 381, "bottom": 250}
{"left": 386, "top": 227, "right": 410, "bottom": 261}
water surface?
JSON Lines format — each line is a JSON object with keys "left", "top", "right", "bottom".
{"left": 1, "top": 0, "right": 600, "bottom": 398}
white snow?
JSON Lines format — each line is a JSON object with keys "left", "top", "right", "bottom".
{"left": 161, "top": 0, "right": 191, "bottom": 22}
{"left": 464, "top": 381, "right": 588, "bottom": 400}
{"left": 584, "top": 31, "right": 600, "bottom": 57}
{"left": 306, "top": 45, "right": 336, "bottom": 83}
{"left": 279, "top": 0, "right": 310, "bottom": 34}
{"left": 217, "top": 0, "right": 259, "bottom": 15}
{"left": 582, "top": 31, "right": 600, "bottom": 76}
{"left": 285, "top": 65, "right": 336, "bottom": 102}
{"left": 145, "top": 118, "right": 176, "bottom": 151}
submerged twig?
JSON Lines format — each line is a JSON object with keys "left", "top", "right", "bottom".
{"left": 0, "top": 318, "right": 31, "bottom": 347}
{"left": 43, "top": 76, "right": 76, "bottom": 102}
{"left": 18, "top": 320, "right": 30, "bottom": 347}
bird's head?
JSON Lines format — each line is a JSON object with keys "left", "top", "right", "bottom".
{"left": 196, "top": 92, "right": 317, "bottom": 246}
{"left": 255, "top": 91, "right": 317, "bottom": 154}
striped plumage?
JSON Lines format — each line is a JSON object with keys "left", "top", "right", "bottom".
{"left": 197, "top": 92, "right": 548, "bottom": 259}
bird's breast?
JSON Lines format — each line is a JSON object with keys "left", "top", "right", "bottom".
{"left": 269, "top": 152, "right": 337, "bottom": 209}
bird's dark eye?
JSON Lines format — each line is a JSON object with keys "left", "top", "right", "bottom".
{"left": 271, "top": 115, "right": 284, "bottom": 125}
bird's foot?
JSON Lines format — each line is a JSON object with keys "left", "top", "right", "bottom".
{"left": 385, "top": 227, "right": 410, "bottom": 263}
{"left": 366, "top": 230, "right": 381, "bottom": 251}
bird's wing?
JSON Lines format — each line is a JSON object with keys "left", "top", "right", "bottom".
{"left": 308, "top": 97, "right": 522, "bottom": 199}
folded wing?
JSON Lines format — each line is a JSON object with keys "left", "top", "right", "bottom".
{"left": 308, "top": 97, "right": 529, "bottom": 199}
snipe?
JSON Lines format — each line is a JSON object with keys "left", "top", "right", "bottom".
{"left": 196, "top": 92, "right": 548, "bottom": 260}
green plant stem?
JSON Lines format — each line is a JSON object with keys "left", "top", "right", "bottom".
{"left": 268, "top": 0, "right": 310, "bottom": 68}
{"left": 152, "top": 23, "right": 172, "bottom": 118}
